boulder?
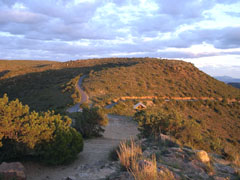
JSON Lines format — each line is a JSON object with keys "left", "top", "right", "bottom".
{"left": 196, "top": 150, "right": 210, "bottom": 163}
{"left": 0, "top": 162, "right": 26, "bottom": 180}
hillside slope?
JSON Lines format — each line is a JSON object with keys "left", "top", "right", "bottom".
{"left": 82, "top": 59, "right": 240, "bottom": 104}
{"left": 0, "top": 58, "right": 138, "bottom": 111}
{"left": 0, "top": 57, "right": 239, "bottom": 161}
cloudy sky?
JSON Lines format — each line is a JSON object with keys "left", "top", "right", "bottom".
{"left": 0, "top": 0, "right": 240, "bottom": 77}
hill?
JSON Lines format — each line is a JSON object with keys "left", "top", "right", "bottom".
{"left": 0, "top": 60, "right": 58, "bottom": 78}
{"left": 0, "top": 58, "right": 138, "bottom": 112}
{"left": 214, "top": 76, "right": 240, "bottom": 83}
{"left": 228, "top": 82, "right": 240, "bottom": 89}
{"left": 0, "top": 58, "right": 239, "bottom": 158}
{"left": 83, "top": 59, "right": 240, "bottom": 104}
{"left": 1, "top": 58, "right": 239, "bottom": 112}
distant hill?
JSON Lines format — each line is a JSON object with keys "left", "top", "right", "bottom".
{"left": 228, "top": 82, "right": 240, "bottom": 89}
{"left": 214, "top": 76, "right": 240, "bottom": 83}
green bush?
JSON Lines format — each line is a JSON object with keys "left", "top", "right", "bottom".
{"left": 0, "top": 94, "right": 84, "bottom": 165}
{"left": 133, "top": 109, "right": 206, "bottom": 150}
{"left": 74, "top": 105, "right": 108, "bottom": 138}
{"left": 133, "top": 109, "right": 183, "bottom": 139}
{"left": 37, "top": 128, "right": 83, "bottom": 165}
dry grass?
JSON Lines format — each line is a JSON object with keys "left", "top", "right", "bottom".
{"left": 117, "top": 139, "right": 142, "bottom": 169}
{"left": 233, "top": 154, "right": 240, "bottom": 167}
{"left": 117, "top": 139, "right": 175, "bottom": 180}
{"left": 130, "top": 155, "right": 175, "bottom": 180}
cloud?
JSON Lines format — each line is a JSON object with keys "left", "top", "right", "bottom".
{"left": 174, "top": 26, "right": 240, "bottom": 49}
{"left": 0, "top": 0, "right": 240, "bottom": 79}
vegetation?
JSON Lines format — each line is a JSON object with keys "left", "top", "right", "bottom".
{"left": 0, "top": 58, "right": 138, "bottom": 112}
{"left": 83, "top": 59, "right": 240, "bottom": 105}
{"left": 0, "top": 60, "right": 57, "bottom": 79}
{"left": 117, "top": 139, "right": 175, "bottom": 180}
{"left": 1, "top": 58, "right": 239, "bottom": 113}
{"left": 62, "top": 75, "right": 82, "bottom": 104}
{"left": 36, "top": 127, "right": 83, "bottom": 165}
{"left": 133, "top": 107, "right": 240, "bottom": 159}
{"left": 0, "top": 94, "right": 83, "bottom": 165}
{"left": 72, "top": 105, "right": 108, "bottom": 138}
{"left": 133, "top": 109, "right": 183, "bottom": 139}
{"left": 0, "top": 57, "right": 239, "bottom": 163}
{"left": 117, "top": 139, "right": 142, "bottom": 170}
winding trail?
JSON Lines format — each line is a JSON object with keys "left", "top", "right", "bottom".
{"left": 24, "top": 76, "right": 138, "bottom": 180}
{"left": 66, "top": 75, "right": 89, "bottom": 113}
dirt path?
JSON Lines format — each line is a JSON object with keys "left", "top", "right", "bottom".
{"left": 66, "top": 75, "right": 89, "bottom": 113}
{"left": 24, "top": 115, "right": 138, "bottom": 180}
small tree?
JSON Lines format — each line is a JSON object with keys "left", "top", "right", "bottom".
{"left": 74, "top": 105, "right": 108, "bottom": 138}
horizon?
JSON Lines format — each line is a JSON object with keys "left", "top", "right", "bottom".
{"left": 0, "top": 0, "right": 240, "bottom": 78}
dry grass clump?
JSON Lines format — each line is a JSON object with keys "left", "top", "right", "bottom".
{"left": 130, "top": 155, "right": 175, "bottom": 180}
{"left": 117, "top": 139, "right": 142, "bottom": 170}
{"left": 117, "top": 139, "right": 175, "bottom": 180}
{"left": 233, "top": 154, "right": 240, "bottom": 167}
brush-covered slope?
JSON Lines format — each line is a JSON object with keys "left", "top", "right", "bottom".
{"left": 0, "top": 58, "right": 138, "bottom": 112}
{"left": 0, "top": 58, "right": 239, "bottom": 112}
{"left": 0, "top": 60, "right": 58, "bottom": 79}
{"left": 82, "top": 58, "right": 240, "bottom": 103}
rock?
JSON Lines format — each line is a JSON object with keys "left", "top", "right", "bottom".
{"left": 214, "top": 163, "right": 235, "bottom": 174}
{"left": 196, "top": 150, "right": 210, "bottom": 163}
{"left": 158, "top": 165, "right": 176, "bottom": 179}
{"left": 138, "top": 159, "right": 154, "bottom": 170}
{"left": 0, "top": 162, "right": 26, "bottom": 180}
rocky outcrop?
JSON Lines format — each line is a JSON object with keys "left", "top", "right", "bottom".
{"left": 63, "top": 137, "right": 239, "bottom": 180}
{"left": 139, "top": 139, "right": 240, "bottom": 180}
{"left": 0, "top": 162, "right": 26, "bottom": 180}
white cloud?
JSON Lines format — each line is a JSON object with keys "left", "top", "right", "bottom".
{"left": 0, "top": 0, "right": 240, "bottom": 77}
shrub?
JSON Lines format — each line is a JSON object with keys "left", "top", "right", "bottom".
{"left": 117, "top": 139, "right": 142, "bottom": 170}
{"left": 0, "top": 94, "right": 84, "bottom": 164}
{"left": 74, "top": 105, "right": 108, "bottom": 138}
{"left": 36, "top": 128, "right": 83, "bottom": 165}
{"left": 108, "top": 145, "right": 121, "bottom": 161}
{"left": 133, "top": 109, "right": 183, "bottom": 139}
{"left": 133, "top": 109, "right": 207, "bottom": 150}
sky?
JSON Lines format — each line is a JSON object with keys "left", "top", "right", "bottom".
{"left": 0, "top": 0, "right": 240, "bottom": 78}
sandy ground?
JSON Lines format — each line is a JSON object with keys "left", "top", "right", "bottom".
{"left": 24, "top": 115, "right": 138, "bottom": 180}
